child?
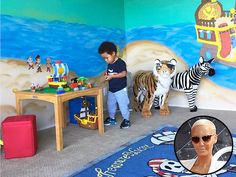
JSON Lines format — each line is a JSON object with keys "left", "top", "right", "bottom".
{"left": 98, "top": 41, "right": 131, "bottom": 129}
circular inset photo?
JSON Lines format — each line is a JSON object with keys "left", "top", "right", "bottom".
{"left": 174, "top": 115, "right": 233, "bottom": 175}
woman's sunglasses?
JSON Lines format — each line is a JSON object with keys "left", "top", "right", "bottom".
{"left": 191, "top": 135, "right": 214, "bottom": 144}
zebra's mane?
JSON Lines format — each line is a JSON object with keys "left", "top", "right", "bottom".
{"left": 189, "top": 62, "right": 201, "bottom": 70}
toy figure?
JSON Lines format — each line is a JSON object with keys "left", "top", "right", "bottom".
{"left": 26, "top": 56, "right": 34, "bottom": 70}
{"left": 35, "top": 55, "right": 42, "bottom": 72}
{"left": 87, "top": 82, "right": 92, "bottom": 89}
{"left": 70, "top": 77, "right": 79, "bottom": 90}
{"left": 77, "top": 77, "right": 88, "bottom": 86}
{"left": 31, "top": 83, "right": 36, "bottom": 92}
{"left": 46, "top": 57, "right": 52, "bottom": 72}
{"left": 71, "top": 77, "right": 78, "bottom": 83}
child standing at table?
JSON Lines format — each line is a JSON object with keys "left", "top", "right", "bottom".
{"left": 98, "top": 41, "right": 130, "bottom": 129}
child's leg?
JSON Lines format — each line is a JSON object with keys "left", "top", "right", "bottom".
{"left": 107, "top": 91, "right": 117, "bottom": 119}
{"left": 115, "top": 88, "right": 130, "bottom": 120}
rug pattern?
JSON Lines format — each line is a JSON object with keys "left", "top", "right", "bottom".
{"left": 68, "top": 126, "right": 236, "bottom": 177}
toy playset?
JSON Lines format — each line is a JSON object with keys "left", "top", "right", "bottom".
{"left": 70, "top": 76, "right": 93, "bottom": 91}
{"left": 73, "top": 97, "right": 98, "bottom": 130}
{"left": 47, "top": 60, "right": 69, "bottom": 88}
{"left": 26, "top": 58, "right": 99, "bottom": 130}
{"left": 25, "top": 57, "right": 96, "bottom": 94}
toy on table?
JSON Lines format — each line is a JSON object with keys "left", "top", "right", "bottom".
{"left": 47, "top": 60, "right": 69, "bottom": 88}
{"left": 30, "top": 83, "right": 44, "bottom": 92}
{"left": 74, "top": 97, "right": 98, "bottom": 129}
{"left": 77, "top": 77, "right": 88, "bottom": 90}
{"left": 69, "top": 76, "right": 95, "bottom": 91}
{"left": 56, "top": 85, "right": 65, "bottom": 94}
{"left": 31, "top": 83, "right": 36, "bottom": 92}
{"left": 70, "top": 77, "right": 79, "bottom": 91}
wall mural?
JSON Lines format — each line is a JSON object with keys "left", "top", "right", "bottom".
{"left": 0, "top": 14, "right": 125, "bottom": 129}
{"left": 0, "top": 15, "right": 126, "bottom": 77}
{"left": 195, "top": 0, "right": 236, "bottom": 67}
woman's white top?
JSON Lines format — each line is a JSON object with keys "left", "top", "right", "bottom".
{"left": 181, "top": 158, "right": 226, "bottom": 173}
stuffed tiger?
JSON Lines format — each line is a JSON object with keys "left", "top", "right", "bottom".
{"left": 133, "top": 59, "right": 177, "bottom": 118}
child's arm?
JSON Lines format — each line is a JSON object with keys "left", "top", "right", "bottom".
{"left": 105, "top": 71, "right": 127, "bottom": 80}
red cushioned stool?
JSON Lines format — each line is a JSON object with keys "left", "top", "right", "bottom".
{"left": 1, "top": 115, "right": 37, "bottom": 159}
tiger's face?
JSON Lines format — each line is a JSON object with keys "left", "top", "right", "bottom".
{"left": 153, "top": 59, "right": 177, "bottom": 79}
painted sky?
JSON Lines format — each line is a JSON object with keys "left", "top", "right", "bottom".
{"left": 2, "top": 0, "right": 235, "bottom": 30}
{"left": 1, "top": 0, "right": 125, "bottom": 29}
{"left": 124, "top": 0, "right": 235, "bottom": 29}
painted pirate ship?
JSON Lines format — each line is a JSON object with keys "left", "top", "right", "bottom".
{"left": 195, "top": 0, "right": 236, "bottom": 67}
{"left": 74, "top": 97, "right": 98, "bottom": 129}
{"left": 47, "top": 60, "right": 69, "bottom": 88}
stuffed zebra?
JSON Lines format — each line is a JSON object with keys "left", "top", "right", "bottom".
{"left": 153, "top": 56, "right": 215, "bottom": 112}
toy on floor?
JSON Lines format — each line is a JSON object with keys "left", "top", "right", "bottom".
{"left": 74, "top": 97, "right": 98, "bottom": 129}
{"left": 47, "top": 60, "right": 69, "bottom": 88}
{"left": 153, "top": 56, "right": 215, "bottom": 112}
{"left": 133, "top": 59, "right": 177, "bottom": 118}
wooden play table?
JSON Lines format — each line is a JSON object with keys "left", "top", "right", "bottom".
{"left": 15, "top": 87, "right": 104, "bottom": 151}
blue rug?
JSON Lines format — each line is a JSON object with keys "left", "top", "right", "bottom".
{"left": 67, "top": 126, "right": 236, "bottom": 177}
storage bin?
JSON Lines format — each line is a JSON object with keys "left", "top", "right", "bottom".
{"left": 1, "top": 115, "right": 37, "bottom": 159}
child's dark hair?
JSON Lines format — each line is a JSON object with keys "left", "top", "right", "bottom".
{"left": 98, "top": 41, "right": 117, "bottom": 55}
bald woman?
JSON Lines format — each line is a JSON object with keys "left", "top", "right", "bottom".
{"left": 181, "top": 119, "right": 226, "bottom": 174}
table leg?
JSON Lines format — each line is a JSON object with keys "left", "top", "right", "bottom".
{"left": 62, "top": 102, "right": 67, "bottom": 128}
{"left": 97, "top": 89, "right": 104, "bottom": 135}
{"left": 54, "top": 99, "right": 64, "bottom": 151}
{"left": 16, "top": 97, "right": 22, "bottom": 115}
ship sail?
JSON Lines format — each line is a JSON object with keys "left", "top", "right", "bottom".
{"left": 80, "top": 107, "right": 90, "bottom": 118}
{"left": 52, "top": 63, "right": 69, "bottom": 78}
